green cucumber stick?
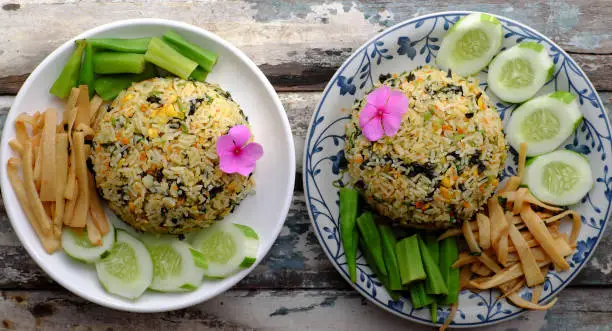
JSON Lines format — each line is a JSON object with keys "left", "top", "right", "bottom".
{"left": 189, "top": 66, "right": 209, "bottom": 82}
{"left": 419, "top": 236, "right": 448, "bottom": 295}
{"left": 163, "top": 30, "right": 218, "bottom": 72}
{"left": 93, "top": 64, "right": 156, "bottom": 101}
{"left": 379, "top": 225, "right": 402, "bottom": 290}
{"left": 93, "top": 52, "right": 146, "bottom": 74}
{"left": 339, "top": 188, "right": 359, "bottom": 282}
{"left": 439, "top": 236, "right": 460, "bottom": 304}
{"left": 50, "top": 40, "right": 87, "bottom": 99}
{"left": 78, "top": 41, "right": 95, "bottom": 98}
{"left": 144, "top": 37, "right": 197, "bottom": 80}
{"left": 396, "top": 235, "right": 426, "bottom": 285}
{"left": 424, "top": 234, "right": 440, "bottom": 323}
{"left": 88, "top": 37, "right": 151, "bottom": 53}
{"left": 356, "top": 212, "right": 387, "bottom": 276}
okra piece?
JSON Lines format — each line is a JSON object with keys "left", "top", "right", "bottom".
{"left": 163, "top": 30, "right": 218, "bottom": 72}
{"left": 379, "top": 225, "right": 402, "bottom": 290}
{"left": 50, "top": 40, "right": 87, "bottom": 99}
{"left": 408, "top": 282, "right": 434, "bottom": 309}
{"left": 419, "top": 236, "right": 448, "bottom": 295}
{"left": 93, "top": 64, "right": 156, "bottom": 101}
{"left": 78, "top": 42, "right": 95, "bottom": 98}
{"left": 88, "top": 37, "right": 151, "bottom": 53}
{"left": 439, "top": 236, "right": 460, "bottom": 304}
{"left": 396, "top": 234, "right": 426, "bottom": 285}
{"left": 339, "top": 188, "right": 359, "bottom": 282}
{"left": 360, "top": 241, "right": 399, "bottom": 301}
{"left": 144, "top": 37, "right": 197, "bottom": 80}
{"left": 356, "top": 212, "right": 387, "bottom": 276}
{"left": 93, "top": 52, "right": 146, "bottom": 74}
{"left": 189, "top": 66, "right": 209, "bottom": 82}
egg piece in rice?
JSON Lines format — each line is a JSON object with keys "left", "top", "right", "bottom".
{"left": 91, "top": 77, "right": 254, "bottom": 234}
{"left": 344, "top": 66, "right": 507, "bottom": 228}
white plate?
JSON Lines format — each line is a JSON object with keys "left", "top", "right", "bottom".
{"left": 304, "top": 11, "right": 610, "bottom": 328}
{"left": 0, "top": 19, "right": 295, "bottom": 312}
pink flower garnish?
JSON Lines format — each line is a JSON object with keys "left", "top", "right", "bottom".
{"left": 216, "top": 125, "right": 263, "bottom": 176}
{"left": 359, "top": 85, "right": 409, "bottom": 141}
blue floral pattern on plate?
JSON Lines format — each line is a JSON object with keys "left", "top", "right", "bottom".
{"left": 303, "top": 11, "right": 611, "bottom": 328}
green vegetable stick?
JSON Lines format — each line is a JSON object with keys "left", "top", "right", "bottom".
{"left": 360, "top": 241, "right": 399, "bottom": 301}
{"left": 78, "top": 42, "right": 95, "bottom": 98}
{"left": 88, "top": 37, "right": 151, "bottom": 53}
{"left": 439, "top": 236, "right": 460, "bottom": 304}
{"left": 93, "top": 64, "right": 156, "bottom": 101}
{"left": 379, "top": 225, "right": 402, "bottom": 290}
{"left": 163, "top": 30, "right": 218, "bottom": 72}
{"left": 339, "top": 188, "right": 359, "bottom": 282}
{"left": 356, "top": 212, "right": 387, "bottom": 276}
{"left": 419, "top": 236, "right": 448, "bottom": 295}
{"left": 408, "top": 282, "right": 434, "bottom": 309}
{"left": 144, "top": 37, "right": 198, "bottom": 80}
{"left": 50, "top": 40, "right": 87, "bottom": 99}
{"left": 93, "top": 52, "right": 146, "bottom": 74}
{"left": 423, "top": 234, "right": 440, "bottom": 323}
{"left": 189, "top": 66, "right": 209, "bottom": 82}
{"left": 396, "top": 235, "right": 426, "bottom": 285}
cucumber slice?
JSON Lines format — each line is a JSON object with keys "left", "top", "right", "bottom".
{"left": 436, "top": 13, "right": 503, "bottom": 76}
{"left": 95, "top": 230, "right": 153, "bottom": 299}
{"left": 191, "top": 222, "right": 259, "bottom": 278}
{"left": 141, "top": 235, "right": 204, "bottom": 292}
{"left": 506, "top": 91, "right": 582, "bottom": 156}
{"left": 62, "top": 222, "right": 115, "bottom": 263}
{"left": 488, "top": 42, "right": 554, "bottom": 103}
{"left": 523, "top": 150, "right": 593, "bottom": 206}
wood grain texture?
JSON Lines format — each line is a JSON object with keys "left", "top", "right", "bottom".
{"left": 0, "top": 288, "right": 610, "bottom": 331}
{"left": 0, "top": 0, "right": 610, "bottom": 94}
{"left": 0, "top": 92, "right": 611, "bottom": 290}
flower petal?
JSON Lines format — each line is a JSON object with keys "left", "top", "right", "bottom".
{"left": 216, "top": 134, "right": 237, "bottom": 155}
{"left": 241, "top": 142, "right": 264, "bottom": 163}
{"left": 382, "top": 110, "right": 404, "bottom": 137}
{"left": 219, "top": 152, "right": 241, "bottom": 174}
{"left": 366, "top": 85, "right": 390, "bottom": 108}
{"left": 228, "top": 125, "right": 251, "bottom": 147}
{"left": 362, "top": 117, "right": 384, "bottom": 142}
{"left": 359, "top": 103, "right": 379, "bottom": 129}
{"left": 232, "top": 142, "right": 263, "bottom": 176}
{"left": 385, "top": 90, "right": 409, "bottom": 116}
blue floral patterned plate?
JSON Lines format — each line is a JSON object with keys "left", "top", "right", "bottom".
{"left": 303, "top": 11, "right": 610, "bottom": 328}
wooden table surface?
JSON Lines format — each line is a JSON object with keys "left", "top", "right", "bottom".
{"left": 0, "top": 1, "right": 610, "bottom": 330}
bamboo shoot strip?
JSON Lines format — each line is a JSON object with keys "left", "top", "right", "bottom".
{"left": 39, "top": 108, "right": 57, "bottom": 201}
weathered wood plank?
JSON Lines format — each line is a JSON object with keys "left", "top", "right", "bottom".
{"left": 0, "top": 288, "right": 610, "bottom": 331}
{"left": 0, "top": 92, "right": 611, "bottom": 290}
{"left": 0, "top": 0, "right": 610, "bottom": 94}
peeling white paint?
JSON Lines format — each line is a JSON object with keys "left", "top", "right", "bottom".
{"left": 589, "top": 256, "right": 612, "bottom": 275}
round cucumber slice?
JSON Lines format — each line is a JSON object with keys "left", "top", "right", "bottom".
{"left": 523, "top": 150, "right": 593, "bottom": 206}
{"left": 62, "top": 222, "right": 115, "bottom": 263}
{"left": 191, "top": 222, "right": 259, "bottom": 278}
{"left": 488, "top": 42, "right": 554, "bottom": 103}
{"left": 436, "top": 13, "right": 503, "bottom": 76}
{"left": 141, "top": 235, "right": 204, "bottom": 292}
{"left": 506, "top": 91, "right": 582, "bottom": 156}
{"left": 95, "top": 230, "right": 153, "bottom": 299}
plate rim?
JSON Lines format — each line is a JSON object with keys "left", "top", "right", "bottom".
{"left": 302, "top": 10, "right": 610, "bottom": 328}
{"left": 0, "top": 18, "right": 296, "bottom": 313}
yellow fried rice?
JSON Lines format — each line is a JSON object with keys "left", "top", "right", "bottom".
{"left": 91, "top": 77, "right": 254, "bottom": 234}
{"left": 345, "top": 66, "right": 506, "bottom": 228}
